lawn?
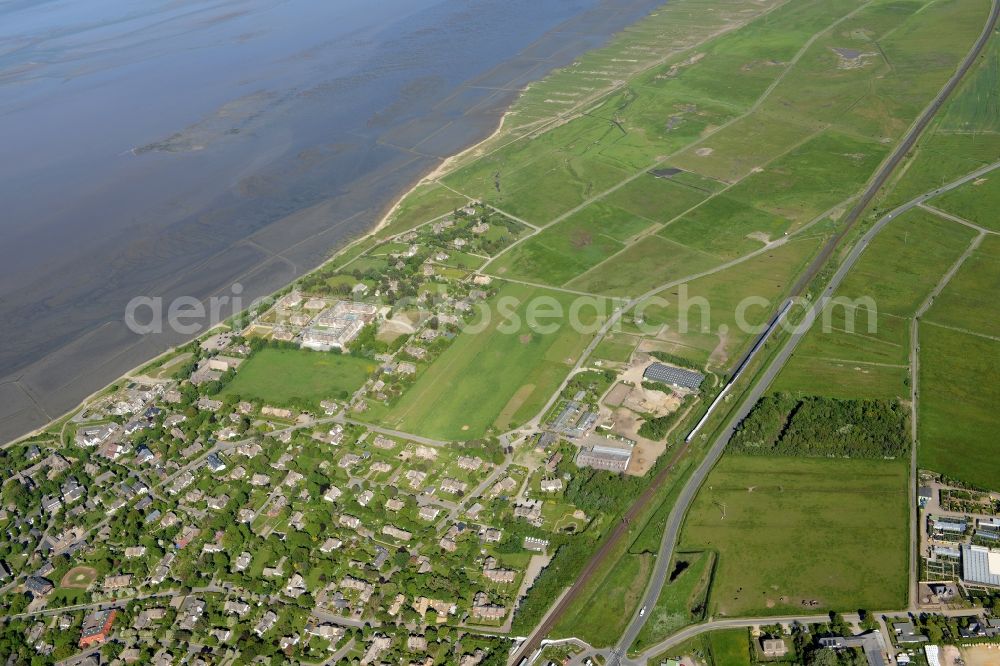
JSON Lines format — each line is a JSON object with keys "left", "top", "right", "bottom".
{"left": 706, "top": 629, "right": 752, "bottom": 666}
{"left": 680, "top": 456, "right": 909, "bottom": 617}
{"left": 917, "top": 323, "right": 1000, "bottom": 491}
{"left": 364, "top": 283, "right": 602, "bottom": 440}
{"left": 221, "top": 348, "right": 375, "bottom": 406}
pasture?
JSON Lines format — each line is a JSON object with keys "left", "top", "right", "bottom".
{"left": 918, "top": 320, "right": 1000, "bottom": 490}
{"left": 924, "top": 234, "right": 1000, "bottom": 338}
{"left": 775, "top": 208, "right": 974, "bottom": 398}
{"left": 220, "top": 348, "right": 375, "bottom": 406}
{"left": 680, "top": 456, "right": 909, "bottom": 617}
{"left": 631, "top": 234, "right": 823, "bottom": 370}
{"left": 931, "top": 174, "right": 1000, "bottom": 233}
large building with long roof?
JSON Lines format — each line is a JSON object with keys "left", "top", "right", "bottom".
{"left": 961, "top": 544, "right": 1000, "bottom": 588}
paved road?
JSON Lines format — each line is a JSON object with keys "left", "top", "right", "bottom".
{"left": 605, "top": 0, "right": 1000, "bottom": 653}
{"left": 509, "top": 0, "right": 1000, "bottom": 652}
{"left": 608, "top": 157, "right": 1000, "bottom": 665}
{"left": 905, "top": 207, "right": 992, "bottom": 608}
{"left": 633, "top": 606, "right": 987, "bottom": 662}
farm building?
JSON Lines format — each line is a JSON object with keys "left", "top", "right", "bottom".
{"left": 643, "top": 362, "right": 705, "bottom": 390}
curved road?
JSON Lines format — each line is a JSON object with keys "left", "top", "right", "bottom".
{"left": 612, "top": 159, "right": 1000, "bottom": 666}
{"left": 608, "top": 0, "right": 1000, "bottom": 656}
{"left": 511, "top": 2, "right": 999, "bottom": 662}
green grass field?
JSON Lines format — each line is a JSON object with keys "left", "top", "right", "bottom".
{"left": 552, "top": 552, "right": 653, "bottom": 647}
{"left": 631, "top": 552, "right": 715, "bottom": 655}
{"left": 364, "top": 283, "right": 601, "bottom": 440}
{"left": 565, "top": 235, "right": 719, "bottom": 297}
{"left": 706, "top": 629, "right": 752, "bottom": 666}
{"left": 775, "top": 208, "right": 975, "bottom": 398}
{"left": 632, "top": 234, "right": 823, "bottom": 370}
{"left": 680, "top": 456, "right": 909, "bottom": 617}
{"left": 924, "top": 234, "right": 1000, "bottom": 337}
{"left": 938, "top": 32, "right": 1000, "bottom": 134}
{"left": 221, "top": 348, "right": 375, "bottom": 406}
{"left": 930, "top": 174, "right": 1000, "bottom": 233}
{"left": 917, "top": 324, "right": 1000, "bottom": 490}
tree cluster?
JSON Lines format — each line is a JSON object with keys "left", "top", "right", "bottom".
{"left": 729, "top": 393, "right": 908, "bottom": 458}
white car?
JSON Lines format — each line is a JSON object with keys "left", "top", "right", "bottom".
{"left": 639, "top": 605, "right": 647, "bottom": 617}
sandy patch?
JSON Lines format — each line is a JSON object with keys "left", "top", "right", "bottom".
{"left": 622, "top": 384, "right": 681, "bottom": 418}
{"left": 960, "top": 644, "right": 1000, "bottom": 666}
{"left": 695, "top": 147, "right": 714, "bottom": 157}
{"left": 603, "top": 382, "right": 632, "bottom": 408}
{"left": 61, "top": 566, "right": 98, "bottom": 589}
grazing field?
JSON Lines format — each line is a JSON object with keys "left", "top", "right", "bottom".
{"left": 631, "top": 552, "right": 715, "bottom": 655}
{"left": 930, "top": 174, "right": 1000, "bottom": 233}
{"left": 629, "top": 234, "right": 823, "bottom": 370}
{"left": 488, "top": 202, "right": 651, "bottom": 286}
{"left": 938, "top": 34, "right": 1000, "bottom": 134}
{"left": 566, "top": 235, "right": 719, "bottom": 297}
{"left": 603, "top": 172, "right": 714, "bottom": 224}
{"left": 775, "top": 208, "right": 975, "bottom": 398}
{"left": 721, "top": 131, "right": 889, "bottom": 227}
{"left": 680, "top": 456, "right": 909, "bottom": 617}
{"left": 918, "top": 318, "right": 1000, "bottom": 491}
{"left": 365, "top": 283, "right": 601, "bottom": 440}
{"left": 924, "top": 234, "right": 1000, "bottom": 338}
{"left": 658, "top": 195, "right": 793, "bottom": 261}
{"left": 592, "top": 333, "right": 638, "bottom": 363}
{"left": 221, "top": 348, "right": 375, "bottom": 406}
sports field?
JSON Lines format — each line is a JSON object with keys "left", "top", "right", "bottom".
{"left": 680, "top": 456, "right": 909, "bottom": 617}
{"left": 221, "top": 348, "right": 376, "bottom": 406}
{"left": 363, "top": 282, "right": 602, "bottom": 440}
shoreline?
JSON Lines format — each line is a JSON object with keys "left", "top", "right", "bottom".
{"left": 0, "top": 9, "right": 615, "bottom": 448}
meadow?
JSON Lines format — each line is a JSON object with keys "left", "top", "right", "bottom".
{"left": 630, "top": 551, "right": 715, "bottom": 655}
{"left": 931, "top": 175, "right": 1000, "bottom": 233}
{"left": 916, "top": 236, "right": 1000, "bottom": 489}
{"left": 774, "top": 208, "right": 975, "bottom": 398}
{"left": 680, "top": 456, "right": 909, "bottom": 617}
{"left": 363, "top": 282, "right": 602, "bottom": 440}
{"left": 629, "top": 234, "right": 823, "bottom": 370}
{"left": 924, "top": 234, "right": 1000, "bottom": 336}
{"left": 220, "top": 348, "right": 375, "bottom": 406}
{"left": 917, "top": 324, "right": 1000, "bottom": 491}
